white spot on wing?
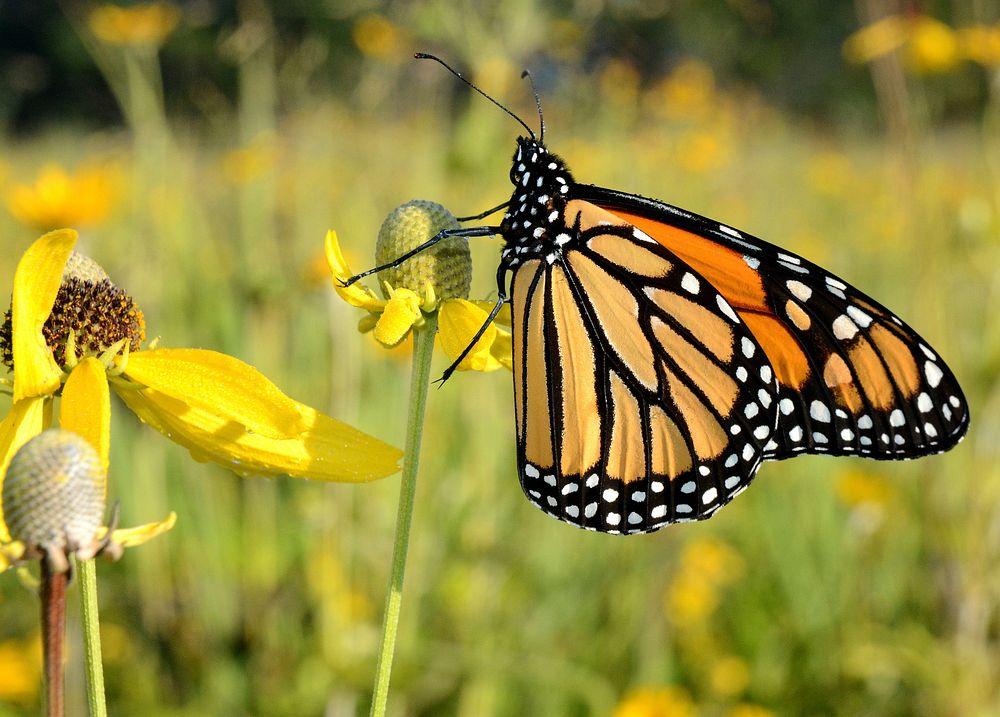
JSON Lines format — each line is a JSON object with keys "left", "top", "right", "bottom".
{"left": 681, "top": 273, "right": 700, "bottom": 294}
{"left": 847, "top": 305, "right": 873, "bottom": 328}
{"left": 717, "top": 295, "right": 740, "bottom": 323}
{"left": 832, "top": 315, "right": 859, "bottom": 340}
{"left": 786, "top": 280, "right": 812, "bottom": 301}
{"left": 925, "top": 361, "right": 944, "bottom": 388}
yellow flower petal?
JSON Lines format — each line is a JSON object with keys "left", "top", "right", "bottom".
{"left": 0, "top": 541, "right": 25, "bottom": 572}
{"left": 0, "top": 397, "right": 51, "bottom": 543}
{"left": 60, "top": 358, "right": 111, "bottom": 474}
{"left": 104, "top": 511, "right": 176, "bottom": 547}
{"left": 11, "top": 229, "right": 77, "bottom": 401}
{"left": 373, "top": 290, "right": 422, "bottom": 346}
{"left": 325, "top": 230, "right": 386, "bottom": 311}
{"left": 116, "top": 352, "right": 402, "bottom": 482}
{"left": 122, "top": 349, "right": 307, "bottom": 438}
{"left": 843, "top": 15, "right": 908, "bottom": 64}
{"left": 438, "top": 299, "right": 511, "bottom": 372}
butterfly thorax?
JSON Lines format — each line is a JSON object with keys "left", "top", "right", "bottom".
{"left": 500, "top": 137, "right": 575, "bottom": 267}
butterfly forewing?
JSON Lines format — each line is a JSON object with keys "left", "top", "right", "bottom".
{"left": 579, "top": 185, "right": 970, "bottom": 461}
{"left": 510, "top": 200, "right": 779, "bottom": 533}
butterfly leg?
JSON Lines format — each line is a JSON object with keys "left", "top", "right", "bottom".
{"left": 340, "top": 225, "right": 500, "bottom": 287}
{"left": 435, "top": 263, "right": 510, "bottom": 385}
{"left": 456, "top": 201, "right": 509, "bottom": 222}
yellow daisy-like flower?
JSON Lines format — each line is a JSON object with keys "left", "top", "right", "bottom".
{"left": 325, "top": 202, "right": 512, "bottom": 373}
{"left": 6, "top": 163, "right": 123, "bottom": 232}
{"left": 88, "top": 2, "right": 181, "bottom": 48}
{"left": 613, "top": 686, "right": 697, "bottom": 717}
{"left": 0, "top": 229, "right": 403, "bottom": 570}
{"left": 843, "top": 14, "right": 961, "bottom": 74}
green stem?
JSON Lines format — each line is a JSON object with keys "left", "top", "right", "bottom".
{"left": 78, "top": 559, "right": 108, "bottom": 717}
{"left": 369, "top": 315, "right": 438, "bottom": 716}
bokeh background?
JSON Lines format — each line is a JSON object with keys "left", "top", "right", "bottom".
{"left": 1, "top": 1, "right": 999, "bottom": 715}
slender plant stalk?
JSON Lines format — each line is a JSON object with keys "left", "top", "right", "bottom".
{"left": 370, "top": 315, "right": 438, "bottom": 716}
{"left": 41, "top": 561, "right": 68, "bottom": 717}
{"left": 78, "top": 559, "right": 108, "bottom": 717}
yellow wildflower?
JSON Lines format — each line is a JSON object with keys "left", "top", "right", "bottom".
{"left": 88, "top": 2, "right": 181, "bottom": 48}
{"left": 835, "top": 469, "right": 894, "bottom": 509}
{"left": 6, "top": 163, "right": 122, "bottom": 232}
{"left": 0, "top": 635, "right": 41, "bottom": 702}
{"left": 613, "top": 686, "right": 696, "bottom": 717}
{"left": 220, "top": 132, "right": 282, "bottom": 185}
{"left": 905, "top": 15, "right": 960, "bottom": 73}
{"left": 326, "top": 201, "right": 511, "bottom": 373}
{"left": 726, "top": 705, "right": 777, "bottom": 717}
{"left": 843, "top": 14, "right": 961, "bottom": 73}
{"left": 651, "top": 58, "right": 717, "bottom": 121}
{"left": 959, "top": 25, "right": 1000, "bottom": 67}
{"left": 710, "top": 655, "right": 750, "bottom": 697}
{"left": 352, "top": 14, "right": 407, "bottom": 61}
{"left": 0, "top": 230, "right": 402, "bottom": 572}
{"left": 843, "top": 15, "right": 909, "bottom": 64}
{"left": 666, "top": 536, "right": 745, "bottom": 624}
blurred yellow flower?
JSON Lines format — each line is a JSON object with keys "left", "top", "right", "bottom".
{"left": 666, "top": 536, "right": 745, "bottom": 623}
{"left": 6, "top": 163, "right": 122, "bottom": 232}
{"left": 0, "top": 636, "right": 41, "bottom": 702}
{"left": 88, "top": 2, "right": 181, "bottom": 48}
{"left": 326, "top": 230, "right": 512, "bottom": 372}
{"left": 353, "top": 14, "right": 406, "bottom": 61}
{"left": 959, "top": 25, "right": 1000, "bottom": 67}
{"left": 613, "top": 686, "right": 696, "bottom": 717}
{"left": 676, "top": 129, "right": 730, "bottom": 175}
{"left": 599, "top": 59, "right": 641, "bottom": 110}
{"left": 710, "top": 655, "right": 750, "bottom": 697}
{"left": 843, "top": 15, "right": 909, "bottom": 64}
{"left": 843, "top": 14, "right": 961, "bottom": 74}
{"left": 726, "top": 704, "right": 777, "bottom": 717}
{"left": 650, "top": 59, "right": 717, "bottom": 121}
{"left": 220, "top": 132, "right": 282, "bottom": 185}
{"left": 0, "top": 230, "right": 401, "bottom": 572}
{"left": 835, "top": 469, "right": 894, "bottom": 509}
{"left": 905, "top": 16, "right": 960, "bottom": 73}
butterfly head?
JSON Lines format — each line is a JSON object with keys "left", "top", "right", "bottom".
{"left": 500, "top": 139, "right": 576, "bottom": 262}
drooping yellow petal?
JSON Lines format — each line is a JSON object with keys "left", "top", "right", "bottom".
{"left": 0, "top": 397, "right": 51, "bottom": 542}
{"left": 843, "top": 15, "right": 908, "bottom": 64}
{"left": 115, "top": 353, "right": 402, "bottom": 482}
{"left": 122, "top": 349, "right": 307, "bottom": 438}
{"left": 11, "top": 229, "right": 77, "bottom": 401}
{"left": 438, "top": 298, "right": 512, "bottom": 372}
{"left": 373, "top": 290, "right": 422, "bottom": 346}
{"left": 325, "top": 230, "right": 387, "bottom": 311}
{"left": 60, "top": 358, "right": 111, "bottom": 478}
{"left": 104, "top": 511, "right": 176, "bottom": 547}
{"left": 0, "top": 540, "right": 25, "bottom": 571}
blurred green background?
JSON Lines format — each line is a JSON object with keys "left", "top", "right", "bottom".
{"left": 1, "top": 1, "right": 998, "bottom": 715}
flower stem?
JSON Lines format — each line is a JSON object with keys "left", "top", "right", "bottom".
{"left": 41, "top": 561, "right": 67, "bottom": 717}
{"left": 78, "top": 559, "right": 108, "bottom": 717}
{"left": 370, "top": 315, "right": 438, "bottom": 716}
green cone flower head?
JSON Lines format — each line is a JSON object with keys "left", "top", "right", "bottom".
{"left": 375, "top": 200, "right": 471, "bottom": 301}
{"left": 3, "top": 429, "right": 106, "bottom": 571}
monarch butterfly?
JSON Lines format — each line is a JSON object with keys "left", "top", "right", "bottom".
{"left": 347, "top": 54, "right": 970, "bottom": 534}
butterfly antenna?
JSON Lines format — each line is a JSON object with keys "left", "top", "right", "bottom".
{"left": 520, "top": 69, "right": 545, "bottom": 143}
{"left": 415, "top": 52, "right": 536, "bottom": 140}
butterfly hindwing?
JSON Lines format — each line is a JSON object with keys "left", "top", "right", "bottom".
{"left": 510, "top": 199, "right": 779, "bottom": 533}
{"left": 577, "top": 184, "right": 970, "bottom": 461}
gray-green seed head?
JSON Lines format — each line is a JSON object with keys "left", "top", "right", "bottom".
{"left": 375, "top": 200, "right": 472, "bottom": 301}
{"left": 3, "top": 429, "right": 106, "bottom": 566}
